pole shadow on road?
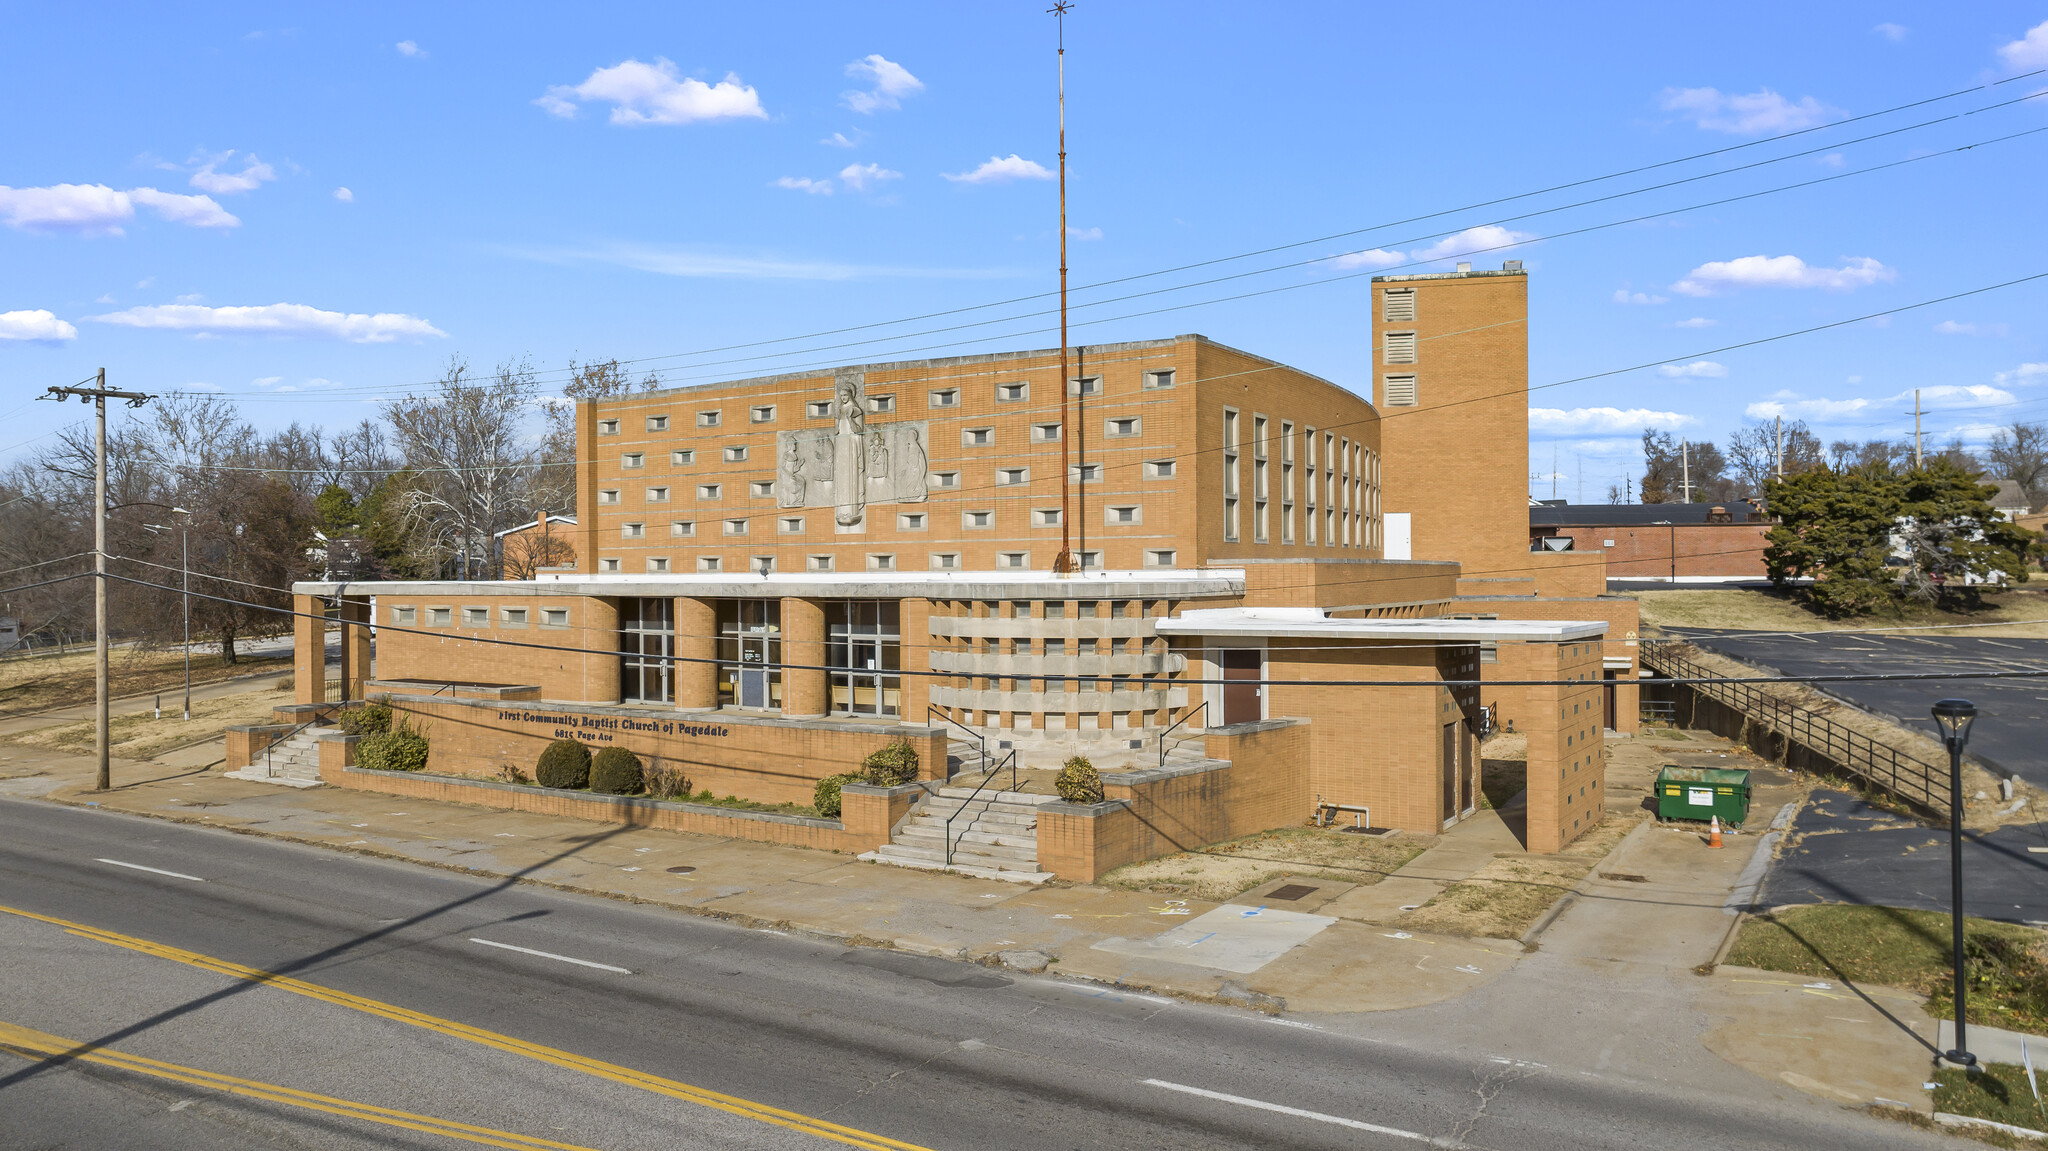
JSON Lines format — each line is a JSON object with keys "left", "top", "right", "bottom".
{"left": 0, "top": 820, "right": 641, "bottom": 1090}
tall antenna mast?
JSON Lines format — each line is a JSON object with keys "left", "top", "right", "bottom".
{"left": 1051, "top": 0, "right": 1076, "bottom": 574}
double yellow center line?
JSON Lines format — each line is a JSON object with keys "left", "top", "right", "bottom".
{"left": 0, "top": 903, "right": 931, "bottom": 1151}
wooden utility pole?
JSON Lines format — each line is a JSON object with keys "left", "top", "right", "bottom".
{"left": 1914, "top": 389, "right": 1924, "bottom": 469}
{"left": 1773, "top": 415, "right": 1784, "bottom": 479}
{"left": 42, "top": 371, "right": 152, "bottom": 791}
{"left": 1050, "top": 0, "right": 1076, "bottom": 575}
{"left": 1680, "top": 438, "right": 1692, "bottom": 503}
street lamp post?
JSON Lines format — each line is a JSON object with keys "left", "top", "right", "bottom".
{"left": 145, "top": 508, "right": 194, "bottom": 721}
{"left": 1932, "top": 697, "right": 1979, "bottom": 1070}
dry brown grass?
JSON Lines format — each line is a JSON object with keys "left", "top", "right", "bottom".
{"left": 1633, "top": 585, "right": 2048, "bottom": 638}
{"left": 1099, "top": 826, "right": 1429, "bottom": 903}
{"left": 1398, "top": 812, "right": 1643, "bottom": 938}
{"left": 0, "top": 645, "right": 289, "bottom": 716}
{"left": 5, "top": 684, "right": 289, "bottom": 761}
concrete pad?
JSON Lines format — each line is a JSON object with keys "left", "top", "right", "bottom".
{"left": 1701, "top": 966, "right": 1939, "bottom": 1109}
{"left": 1091, "top": 904, "right": 1336, "bottom": 974}
{"left": 1320, "top": 807, "right": 1525, "bottom": 924}
{"left": 1246, "top": 921, "right": 1523, "bottom": 1013}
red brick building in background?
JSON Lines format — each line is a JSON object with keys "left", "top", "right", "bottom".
{"left": 1529, "top": 501, "right": 1772, "bottom": 581}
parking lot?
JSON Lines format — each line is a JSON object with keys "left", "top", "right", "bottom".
{"left": 1672, "top": 628, "right": 2048, "bottom": 788}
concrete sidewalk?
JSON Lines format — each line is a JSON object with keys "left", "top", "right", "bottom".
{"left": 0, "top": 737, "right": 1519, "bottom": 1016}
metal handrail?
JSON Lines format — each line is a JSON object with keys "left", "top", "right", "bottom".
{"left": 1639, "top": 639, "right": 1946, "bottom": 812}
{"left": 942, "top": 747, "right": 1020, "bottom": 867}
{"left": 1157, "top": 701, "right": 1210, "bottom": 771}
{"left": 264, "top": 713, "right": 331, "bottom": 779}
{"left": 926, "top": 704, "right": 990, "bottom": 778}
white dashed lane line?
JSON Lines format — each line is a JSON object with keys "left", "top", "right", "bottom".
{"left": 1141, "top": 1079, "right": 1435, "bottom": 1142}
{"left": 468, "top": 937, "right": 632, "bottom": 974}
{"left": 96, "top": 858, "right": 204, "bottom": 882}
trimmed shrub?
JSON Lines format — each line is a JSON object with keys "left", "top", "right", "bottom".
{"left": 644, "top": 761, "right": 691, "bottom": 801}
{"left": 358, "top": 720, "right": 429, "bottom": 773}
{"left": 814, "top": 773, "right": 859, "bottom": 819}
{"left": 535, "top": 738, "right": 591, "bottom": 789}
{"left": 860, "top": 739, "right": 921, "bottom": 787}
{"left": 336, "top": 702, "right": 391, "bottom": 736}
{"left": 590, "top": 746, "right": 645, "bottom": 795}
{"left": 1055, "top": 756, "right": 1103, "bottom": 804}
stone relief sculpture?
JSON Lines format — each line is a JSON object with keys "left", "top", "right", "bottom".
{"left": 776, "top": 368, "right": 928, "bottom": 526}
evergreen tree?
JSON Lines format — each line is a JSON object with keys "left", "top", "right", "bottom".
{"left": 1895, "top": 459, "right": 2037, "bottom": 607}
{"left": 1762, "top": 465, "right": 1903, "bottom": 617}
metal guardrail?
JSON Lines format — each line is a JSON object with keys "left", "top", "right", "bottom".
{"left": 942, "top": 747, "right": 1020, "bottom": 867}
{"left": 926, "top": 704, "right": 989, "bottom": 776}
{"left": 1639, "top": 640, "right": 1946, "bottom": 813}
{"left": 1158, "top": 701, "right": 1209, "bottom": 770}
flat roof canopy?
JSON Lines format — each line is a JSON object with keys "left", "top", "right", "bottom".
{"left": 1156, "top": 607, "right": 1607, "bottom": 644}
{"left": 293, "top": 568, "right": 1248, "bottom": 601}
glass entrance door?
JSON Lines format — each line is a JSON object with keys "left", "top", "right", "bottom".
{"left": 828, "top": 601, "right": 900, "bottom": 717}
{"left": 619, "top": 598, "right": 674, "bottom": 704}
{"left": 716, "top": 600, "right": 782, "bottom": 710}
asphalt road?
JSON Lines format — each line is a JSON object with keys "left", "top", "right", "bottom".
{"left": 0, "top": 800, "right": 1956, "bottom": 1151}
{"left": 1673, "top": 629, "right": 2048, "bottom": 787}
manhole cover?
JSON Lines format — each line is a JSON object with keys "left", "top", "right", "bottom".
{"left": 1267, "top": 884, "right": 1319, "bottom": 901}
{"left": 665, "top": 865, "right": 697, "bottom": 875}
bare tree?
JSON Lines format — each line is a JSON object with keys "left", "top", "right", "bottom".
{"left": 533, "top": 357, "right": 660, "bottom": 518}
{"left": 1984, "top": 422, "right": 2048, "bottom": 503}
{"left": 383, "top": 357, "right": 544, "bottom": 579}
{"left": 1726, "top": 419, "right": 1824, "bottom": 497}
{"left": 316, "top": 419, "right": 397, "bottom": 501}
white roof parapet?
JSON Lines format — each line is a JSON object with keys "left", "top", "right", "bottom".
{"left": 292, "top": 568, "right": 1249, "bottom": 600}
{"left": 1158, "top": 607, "right": 1607, "bottom": 644}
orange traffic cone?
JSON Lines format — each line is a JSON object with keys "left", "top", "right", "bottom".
{"left": 1708, "top": 815, "right": 1724, "bottom": 849}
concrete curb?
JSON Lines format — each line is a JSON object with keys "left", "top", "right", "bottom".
{"left": 1934, "top": 1112, "right": 2048, "bottom": 1140}
{"left": 1520, "top": 815, "right": 1654, "bottom": 945}
{"left": 1707, "top": 801, "right": 1799, "bottom": 969}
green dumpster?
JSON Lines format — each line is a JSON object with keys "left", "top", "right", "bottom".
{"left": 1654, "top": 766, "right": 1751, "bottom": 827}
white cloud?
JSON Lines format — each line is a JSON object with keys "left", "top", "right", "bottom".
{"left": 1873, "top": 23, "right": 1908, "bottom": 42}
{"left": 89, "top": 302, "right": 446, "bottom": 343}
{"left": 333, "top": 186, "right": 353, "bottom": 202}
{"left": 1935, "top": 320, "right": 2008, "bottom": 337}
{"left": 1656, "top": 360, "right": 1728, "bottom": 378}
{"left": 943, "top": 154, "right": 1054, "bottom": 184}
{"left": 1818, "top": 152, "right": 1845, "bottom": 169}
{"left": 837, "top": 162, "right": 901, "bottom": 192}
{"left": 1067, "top": 225, "right": 1103, "bottom": 241}
{"left": 774, "top": 176, "right": 833, "bottom": 195}
{"left": 1746, "top": 383, "right": 2016, "bottom": 422}
{"left": 1675, "top": 316, "right": 1716, "bottom": 328}
{"left": 1529, "top": 406, "right": 1691, "bottom": 434}
{"left": 0, "top": 183, "right": 238, "bottom": 234}
{"left": 821, "top": 131, "right": 861, "bottom": 148}
{"left": 1613, "top": 289, "right": 1666, "bottom": 305}
{"left": 189, "top": 151, "right": 276, "bottom": 195}
{"left": 253, "top": 375, "right": 282, "bottom": 386}
{"left": 1995, "top": 363, "right": 2048, "bottom": 387}
{"left": 1409, "top": 224, "right": 1533, "bottom": 263}
{"left": 1326, "top": 248, "right": 1404, "bottom": 270}
{"left": 0, "top": 309, "right": 77, "bottom": 342}
{"left": 396, "top": 40, "right": 424, "bottom": 57}
{"left": 1673, "top": 254, "right": 1894, "bottom": 296}
{"left": 841, "top": 54, "right": 923, "bottom": 114}
{"left": 1659, "top": 86, "right": 1838, "bottom": 135}
{"left": 2000, "top": 19, "right": 2048, "bottom": 70}
{"left": 537, "top": 59, "right": 767, "bottom": 125}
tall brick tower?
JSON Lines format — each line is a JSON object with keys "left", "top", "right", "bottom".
{"left": 1372, "top": 263, "right": 1529, "bottom": 576}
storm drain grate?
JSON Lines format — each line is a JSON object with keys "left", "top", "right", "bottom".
{"left": 1266, "top": 884, "right": 1319, "bottom": 901}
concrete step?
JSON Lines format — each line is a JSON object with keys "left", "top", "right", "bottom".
{"left": 856, "top": 850, "right": 1051, "bottom": 885}
{"left": 913, "top": 798, "right": 1040, "bottom": 820}
{"left": 895, "top": 824, "right": 1038, "bottom": 850}
{"left": 892, "top": 831, "right": 1040, "bottom": 862}
{"left": 870, "top": 841, "right": 1044, "bottom": 874}
{"left": 938, "top": 786, "right": 1059, "bottom": 806}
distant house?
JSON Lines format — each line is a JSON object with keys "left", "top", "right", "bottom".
{"left": 1529, "top": 500, "right": 1772, "bottom": 583}
{"left": 497, "top": 514, "right": 577, "bottom": 579}
{"left": 1987, "top": 479, "right": 2033, "bottom": 521}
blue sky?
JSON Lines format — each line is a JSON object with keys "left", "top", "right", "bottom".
{"left": 3, "top": 2, "right": 2047, "bottom": 499}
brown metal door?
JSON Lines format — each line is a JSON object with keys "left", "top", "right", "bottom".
{"left": 1442, "top": 722, "right": 1459, "bottom": 821}
{"left": 1222, "top": 649, "right": 1262, "bottom": 725}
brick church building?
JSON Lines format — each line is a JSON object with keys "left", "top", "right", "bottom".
{"left": 276, "top": 264, "right": 1639, "bottom": 878}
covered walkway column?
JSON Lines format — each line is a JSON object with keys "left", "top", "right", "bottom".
{"left": 781, "top": 597, "right": 826, "bottom": 718}
{"left": 338, "top": 595, "right": 372, "bottom": 701}
{"left": 293, "top": 593, "right": 325, "bottom": 705}
{"left": 675, "top": 596, "right": 717, "bottom": 710}
{"left": 581, "top": 598, "right": 621, "bottom": 704}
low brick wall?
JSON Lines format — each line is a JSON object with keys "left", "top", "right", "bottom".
{"left": 369, "top": 693, "right": 947, "bottom": 808}
{"left": 322, "top": 755, "right": 923, "bottom": 855}
{"left": 1036, "top": 718, "right": 1314, "bottom": 881}
{"left": 225, "top": 724, "right": 294, "bottom": 769}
